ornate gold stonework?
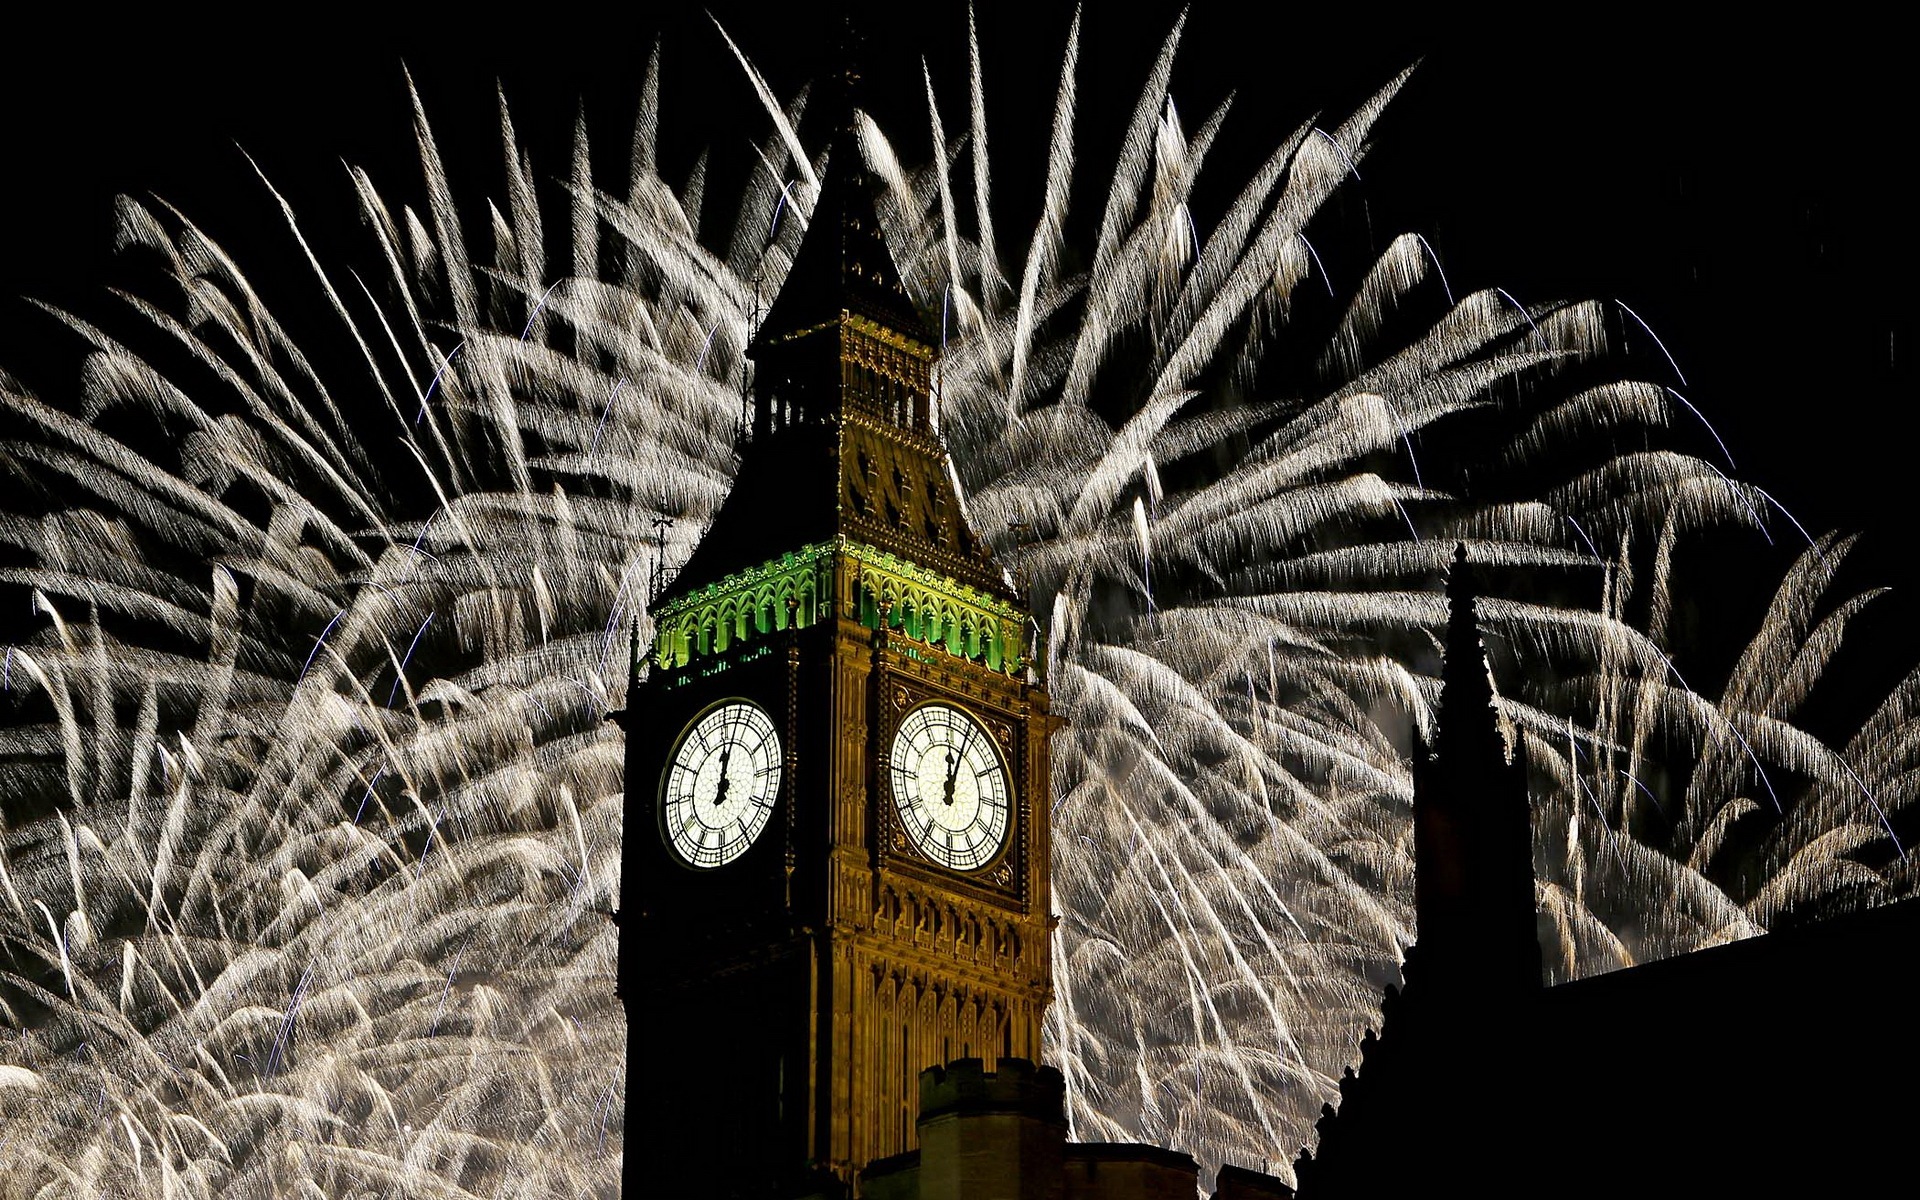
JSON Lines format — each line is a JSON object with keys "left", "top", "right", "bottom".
{"left": 622, "top": 132, "right": 1054, "bottom": 1198}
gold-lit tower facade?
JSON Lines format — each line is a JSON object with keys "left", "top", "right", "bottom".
{"left": 617, "top": 124, "right": 1054, "bottom": 1197}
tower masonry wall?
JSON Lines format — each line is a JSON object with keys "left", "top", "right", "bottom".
{"left": 854, "top": 1060, "right": 1293, "bottom": 1200}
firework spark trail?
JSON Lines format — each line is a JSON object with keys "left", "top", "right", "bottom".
{"left": 0, "top": 20, "right": 1914, "bottom": 1198}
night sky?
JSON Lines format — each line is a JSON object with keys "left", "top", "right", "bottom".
{"left": 4, "top": 5, "right": 1911, "bottom": 695}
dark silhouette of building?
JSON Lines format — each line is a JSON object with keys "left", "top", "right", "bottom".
{"left": 1297, "top": 548, "right": 1920, "bottom": 1197}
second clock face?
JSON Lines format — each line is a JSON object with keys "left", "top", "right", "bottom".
{"left": 662, "top": 701, "right": 783, "bottom": 869}
{"left": 890, "top": 703, "right": 1011, "bottom": 871}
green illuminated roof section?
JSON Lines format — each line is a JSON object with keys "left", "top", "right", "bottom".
{"left": 652, "top": 545, "right": 831, "bottom": 669}
{"left": 651, "top": 538, "right": 1029, "bottom": 677}
{"left": 845, "top": 541, "right": 1027, "bottom": 675}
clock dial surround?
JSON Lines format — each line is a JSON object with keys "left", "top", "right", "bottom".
{"left": 889, "top": 702, "right": 1011, "bottom": 872}
{"left": 661, "top": 700, "right": 783, "bottom": 869}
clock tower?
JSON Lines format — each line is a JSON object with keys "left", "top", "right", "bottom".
{"left": 616, "top": 124, "right": 1055, "bottom": 1198}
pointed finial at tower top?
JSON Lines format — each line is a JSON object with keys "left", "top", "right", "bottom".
{"left": 828, "top": 5, "right": 865, "bottom": 142}
{"left": 1446, "top": 543, "right": 1476, "bottom": 642}
{"left": 750, "top": 5, "right": 929, "bottom": 352}
{"left": 1439, "top": 544, "right": 1505, "bottom": 762}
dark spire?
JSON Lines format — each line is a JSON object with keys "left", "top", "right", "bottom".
{"left": 1301, "top": 543, "right": 1542, "bottom": 1194}
{"left": 827, "top": 6, "right": 862, "bottom": 141}
{"left": 655, "top": 17, "right": 990, "bottom": 606}
{"left": 753, "top": 7, "right": 930, "bottom": 351}
{"left": 1412, "top": 543, "right": 1540, "bottom": 998}
{"left": 752, "top": 141, "right": 931, "bottom": 349}
{"left": 1436, "top": 543, "right": 1506, "bottom": 767}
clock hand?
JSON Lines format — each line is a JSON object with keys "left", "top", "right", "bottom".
{"left": 943, "top": 720, "right": 979, "bottom": 807}
{"left": 713, "top": 742, "right": 734, "bottom": 808}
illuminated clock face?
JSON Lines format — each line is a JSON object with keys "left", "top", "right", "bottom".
{"left": 890, "top": 703, "right": 1011, "bottom": 871}
{"left": 661, "top": 701, "right": 783, "bottom": 869}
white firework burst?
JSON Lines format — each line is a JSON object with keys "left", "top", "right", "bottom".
{"left": 0, "top": 15, "right": 1911, "bottom": 1195}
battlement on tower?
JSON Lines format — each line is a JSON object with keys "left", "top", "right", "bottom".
{"left": 860, "top": 1059, "right": 1294, "bottom": 1200}
{"left": 917, "top": 1056, "right": 1065, "bottom": 1123}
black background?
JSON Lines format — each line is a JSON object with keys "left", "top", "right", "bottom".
{"left": 2, "top": 4, "right": 1910, "bottom": 693}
